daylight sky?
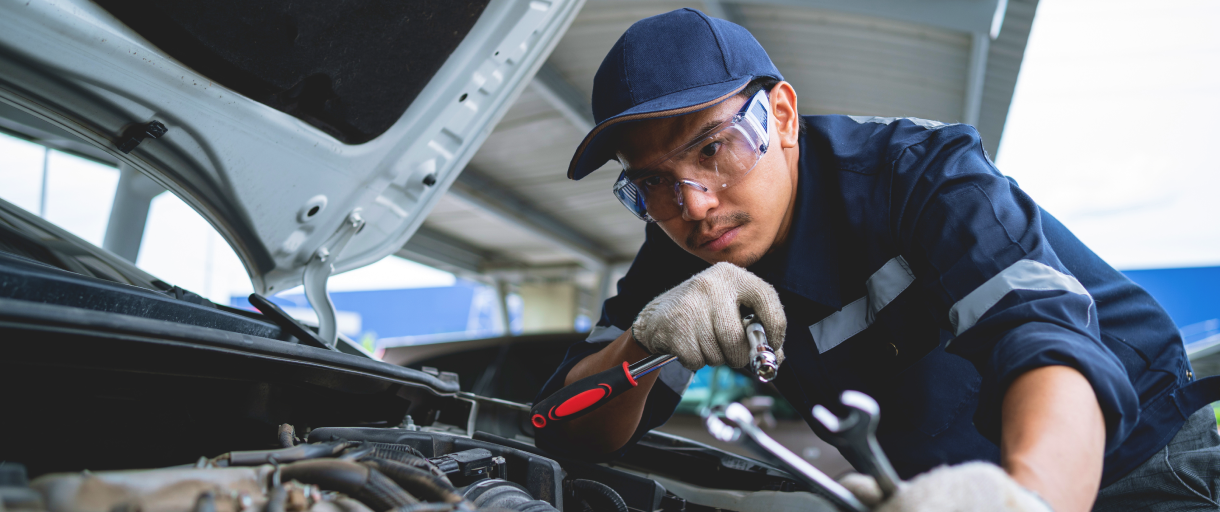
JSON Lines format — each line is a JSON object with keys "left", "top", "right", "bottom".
{"left": 1, "top": 0, "right": 1217, "bottom": 304}
{"left": 994, "top": 0, "right": 1220, "bottom": 270}
{"left": 0, "top": 134, "right": 455, "bottom": 304}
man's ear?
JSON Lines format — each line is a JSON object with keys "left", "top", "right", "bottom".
{"left": 770, "top": 81, "right": 800, "bottom": 149}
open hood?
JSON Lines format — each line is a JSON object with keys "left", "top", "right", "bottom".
{"left": 0, "top": 0, "right": 582, "bottom": 343}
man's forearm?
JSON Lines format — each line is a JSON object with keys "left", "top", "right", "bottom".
{"left": 1002, "top": 365, "right": 1106, "bottom": 512}
{"left": 553, "top": 329, "right": 660, "bottom": 454}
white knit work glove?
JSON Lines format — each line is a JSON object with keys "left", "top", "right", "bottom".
{"left": 631, "top": 262, "right": 786, "bottom": 371}
{"left": 838, "top": 462, "right": 1052, "bottom": 512}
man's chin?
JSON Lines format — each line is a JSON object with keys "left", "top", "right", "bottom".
{"left": 695, "top": 246, "right": 763, "bottom": 268}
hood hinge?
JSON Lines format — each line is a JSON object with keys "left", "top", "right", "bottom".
{"left": 303, "top": 209, "right": 365, "bottom": 349}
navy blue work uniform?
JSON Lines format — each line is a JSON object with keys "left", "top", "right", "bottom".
{"left": 536, "top": 115, "right": 1220, "bottom": 486}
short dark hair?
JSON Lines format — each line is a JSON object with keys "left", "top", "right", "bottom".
{"left": 739, "top": 77, "right": 806, "bottom": 135}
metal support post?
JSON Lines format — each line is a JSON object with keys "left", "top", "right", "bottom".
{"left": 496, "top": 278, "right": 514, "bottom": 336}
{"left": 102, "top": 163, "right": 164, "bottom": 262}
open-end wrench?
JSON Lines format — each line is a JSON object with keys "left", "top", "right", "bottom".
{"left": 706, "top": 403, "right": 868, "bottom": 512}
{"left": 812, "top": 391, "right": 903, "bottom": 500}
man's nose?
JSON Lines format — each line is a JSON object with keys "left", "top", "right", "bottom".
{"left": 678, "top": 182, "right": 718, "bottom": 221}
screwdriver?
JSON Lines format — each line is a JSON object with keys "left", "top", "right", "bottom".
{"left": 530, "top": 307, "right": 778, "bottom": 430}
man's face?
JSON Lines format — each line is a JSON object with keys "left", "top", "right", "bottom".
{"left": 617, "top": 83, "right": 801, "bottom": 267}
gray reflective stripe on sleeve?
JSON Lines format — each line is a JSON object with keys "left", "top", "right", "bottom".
{"left": 866, "top": 256, "right": 915, "bottom": 323}
{"left": 848, "top": 116, "right": 950, "bottom": 130}
{"left": 585, "top": 325, "right": 624, "bottom": 343}
{"left": 810, "top": 297, "right": 868, "bottom": 353}
{"left": 948, "top": 259, "right": 1093, "bottom": 337}
{"left": 809, "top": 256, "right": 916, "bottom": 353}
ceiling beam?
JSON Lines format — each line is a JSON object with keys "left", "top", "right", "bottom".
{"left": 735, "top": 0, "right": 1004, "bottom": 34}
{"left": 530, "top": 62, "right": 595, "bottom": 133}
{"left": 398, "top": 224, "right": 510, "bottom": 276}
{"left": 447, "top": 169, "right": 615, "bottom": 270}
{"left": 620, "top": 0, "right": 1006, "bottom": 35}
{"left": 962, "top": 31, "right": 990, "bottom": 126}
{"left": 701, "top": 1, "right": 740, "bottom": 23}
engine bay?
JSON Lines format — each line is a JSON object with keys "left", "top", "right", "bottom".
{"left": 0, "top": 222, "right": 839, "bottom": 512}
{"left": 0, "top": 314, "right": 839, "bottom": 512}
{"left": 2, "top": 412, "right": 837, "bottom": 512}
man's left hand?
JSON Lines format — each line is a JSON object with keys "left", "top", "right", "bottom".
{"left": 838, "top": 462, "right": 1052, "bottom": 512}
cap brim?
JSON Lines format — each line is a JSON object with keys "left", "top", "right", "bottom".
{"left": 567, "top": 77, "right": 752, "bottom": 180}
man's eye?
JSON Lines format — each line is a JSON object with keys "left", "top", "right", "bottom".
{"left": 699, "top": 141, "right": 723, "bottom": 158}
{"left": 639, "top": 175, "right": 667, "bottom": 188}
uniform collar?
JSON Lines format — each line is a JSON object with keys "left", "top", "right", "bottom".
{"left": 747, "top": 127, "right": 843, "bottom": 310}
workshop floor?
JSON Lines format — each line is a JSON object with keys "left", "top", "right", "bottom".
{"left": 657, "top": 414, "right": 856, "bottom": 479}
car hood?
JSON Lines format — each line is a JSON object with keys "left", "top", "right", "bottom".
{"left": 0, "top": 0, "right": 582, "bottom": 295}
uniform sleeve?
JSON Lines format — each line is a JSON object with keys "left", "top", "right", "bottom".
{"left": 533, "top": 223, "right": 704, "bottom": 460}
{"left": 890, "top": 124, "right": 1140, "bottom": 454}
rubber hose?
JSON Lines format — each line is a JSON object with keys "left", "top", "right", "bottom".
{"left": 194, "top": 491, "right": 216, "bottom": 512}
{"left": 265, "top": 485, "right": 288, "bottom": 512}
{"left": 218, "top": 441, "right": 355, "bottom": 467}
{"left": 386, "top": 504, "right": 463, "bottom": 512}
{"left": 361, "top": 458, "right": 463, "bottom": 504}
{"left": 369, "top": 442, "right": 427, "bottom": 459}
{"left": 278, "top": 424, "right": 298, "bottom": 448}
{"left": 279, "top": 459, "right": 418, "bottom": 510}
{"left": 517, "top": 501, "right": 559, "bottom": 512}
{"left": 359, "top": 443, "right": 447, "bottom": 479}
{"left": 474, "top": 501, "right": 558, "bottom": 512}
{"left": 570, "top": 480, "right": 626, "bottom": 512}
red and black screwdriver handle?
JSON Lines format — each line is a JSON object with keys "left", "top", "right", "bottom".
{"left": 530, "top": 354, "right": 676, "bottom": 430}
{"left": 530, "top": 361, "right": 638, "bottom": 430}
{"left": 530, "top": 307, "right": 769, "bottom": 430}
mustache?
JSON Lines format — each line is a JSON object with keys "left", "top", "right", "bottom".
{"left": 686, "top": 211, "right": 753, "bottom": 249}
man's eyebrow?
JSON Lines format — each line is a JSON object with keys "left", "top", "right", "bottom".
{"left": 689, "top": 117, "right": 730, "bottom": 145}
{"left": 663, "top": 116, "right": 731, "bottom": 158}
{"left": 626, "top": 115, "right": 732, "bottom": 177}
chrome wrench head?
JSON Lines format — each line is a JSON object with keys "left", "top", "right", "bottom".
{"left": 705, "top": 403, "right": 868, "bottom": 512}
{"left": 812, "top": 390, "right": 903, "bottom": 500}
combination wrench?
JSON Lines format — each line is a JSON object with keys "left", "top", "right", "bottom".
{"left": 705, "top": 402, "right": 868, "bottom": 512}
{"left": 812, "top": 390, "right": 904, "bottom": 500}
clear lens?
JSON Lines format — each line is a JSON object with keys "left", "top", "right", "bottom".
{"left": 613, "top": 172, "right": 652, "bottom": 221}
{"left": 614, "top": 90, "right": 770, "bottom": 222}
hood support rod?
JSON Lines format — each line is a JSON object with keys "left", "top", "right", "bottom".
{"left": 303, "top": 210, "right": 365, "bottom": 349}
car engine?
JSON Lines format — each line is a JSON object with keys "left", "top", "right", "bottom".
{"left": 2, "top": 414, "right": 839, "bottom": 512}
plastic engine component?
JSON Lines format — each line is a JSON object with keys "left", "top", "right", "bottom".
{"left": 428, "top": 448, "right": 502, "bottom": 486}
{"left": 308, "top": 427, "right": 564, "bottom": 510}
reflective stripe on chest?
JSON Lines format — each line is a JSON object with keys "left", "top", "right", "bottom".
{"left": 809, "top": 256, "right": 915, "bottom": 353}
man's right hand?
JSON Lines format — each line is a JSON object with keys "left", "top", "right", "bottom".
{"left": 553, "top": 263, "right": 785, "bottom": 454}
{"left": 631, "top": 262, "right": 786, "bottom": 371}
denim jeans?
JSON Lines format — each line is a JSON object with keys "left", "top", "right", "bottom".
{"left": 1093, "top": 406, "right": 1220, "bottom": 511}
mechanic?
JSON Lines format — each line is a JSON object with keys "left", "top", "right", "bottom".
{"left": 534, "top": 8, "right": 1220, "bottom": 512}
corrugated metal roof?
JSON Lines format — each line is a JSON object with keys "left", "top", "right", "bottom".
{"left": 742, "top": 5, "right": 971, "bottom": 120}
{"left": 416, "top": 0, "right": 1038, "bottom": 278}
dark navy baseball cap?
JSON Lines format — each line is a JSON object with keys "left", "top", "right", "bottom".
{"left": 566, "top": 8, "right": 783, "bottom": 180}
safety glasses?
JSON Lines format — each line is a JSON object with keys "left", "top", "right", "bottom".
{"left": 613, "top": 90, "right": 771, "bottom": 222}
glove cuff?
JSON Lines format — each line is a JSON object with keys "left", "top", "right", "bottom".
{"left": 630, "top": 323, "right": 653, "bottom": 355}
